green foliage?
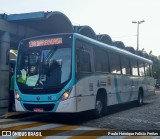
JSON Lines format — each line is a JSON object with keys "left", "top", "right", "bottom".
{"left": 141, "top": 48, "right": 160, "bottom": 79}
{"left": 153, "top": 63, "right": 160, "bottom": 79}
{"left": 151, "top": 55, "right": 160, "bottom": 79}
{"left": 149, "top": 50, "right": 152, "bottom": 55}
{"left": 157, "top": 55, "right": 160, "bottom": 60}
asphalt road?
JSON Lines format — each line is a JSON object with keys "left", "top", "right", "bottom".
{"left": 1, "top": 91, "right": 160, "bottom": 132}
{"left": 0, "top": 91, "right": 160, "bottom": 139}
{"left": 82, "top": 91, "right": 160, "bottom": 130}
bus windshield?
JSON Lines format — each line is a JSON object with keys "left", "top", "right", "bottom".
{"left": 16, "top": 45, "right": 71, "bottom": 90}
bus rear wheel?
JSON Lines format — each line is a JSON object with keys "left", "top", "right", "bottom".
{"left": 93, "top": 96, "right": 106, "bottom": 118}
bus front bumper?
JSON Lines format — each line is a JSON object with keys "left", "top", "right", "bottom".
{"left": 15, "top": 97, "right": 77, "bottom": 113}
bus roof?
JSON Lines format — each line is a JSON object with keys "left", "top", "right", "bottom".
{"left": 19, "top": 33, "right": 152, "bottom": 64}
{"left": 74, "top": 33, "right": 153, "bottom": 64}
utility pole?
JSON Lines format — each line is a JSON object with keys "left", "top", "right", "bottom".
{"left": 132, "top": 20, "right": 145, "bottom": 51}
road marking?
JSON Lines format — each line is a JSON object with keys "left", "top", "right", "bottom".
{"left": 3, "top": 119, "right": 154, "bottom": 139}
{"left": 0, "top": 119, "right": 22, "bottom": 125}
{"left": 16, "top": 125, "right": 80, "bottom": 139}
{"left": 0, "top": 121, "right": 37, "bottom": 129}
{"left": 2, "top": 119, "right": 155, "bottom": 139}
{"left": 1, "top": 122, "right": 48, "bottom": 130}
{"left": 44, "top": 126, "right": 100, "bottom": 139}
{"left": 3, "top": 112, "right": 25, "bottom": 118}
{"left": 0, "top": 118, "right": 113, "bottom": 139}
{"left": 20, "top": 123, "right": 65, "bottom": 130}
{"left": 0, "top": 118, "right": 16, "bottom": 122}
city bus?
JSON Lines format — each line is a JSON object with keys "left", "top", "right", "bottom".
{"left": 14, "top": 33, "right": 155, "bottom": 117}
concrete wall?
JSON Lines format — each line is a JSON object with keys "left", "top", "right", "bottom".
{"left": 0, "top": 32, "right": 10, "bottom": 115}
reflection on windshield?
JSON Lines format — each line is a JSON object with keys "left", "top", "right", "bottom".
{"left": 16, "top": 47, "right": 71, "bottom": 89}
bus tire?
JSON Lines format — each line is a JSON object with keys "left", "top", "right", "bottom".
{"left": 93, "top": 95, "right": 106, "bottom": 118}
{"left": 137, "top": 91, "right": 144, "bottom": 106}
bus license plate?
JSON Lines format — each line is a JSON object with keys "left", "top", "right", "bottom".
{"left": 34, "top": 108, "right": 44, "bottom": 112}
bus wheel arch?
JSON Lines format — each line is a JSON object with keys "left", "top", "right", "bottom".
{"left": 137, "top": 87, "right": 144, "bottom": 106}
{"left": 93, "top": 88, "right": 107, "bottom": 118}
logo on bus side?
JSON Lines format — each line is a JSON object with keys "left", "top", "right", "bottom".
{"left": 36, "top": 96, "right": 40, "bottom": 101}
{"left": 107, "top": 77, "right": 112, "bottom": 85}
{"left": 48, "top": 96, "right": 57, "bottom": 101}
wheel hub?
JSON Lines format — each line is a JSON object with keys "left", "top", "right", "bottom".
{"left": 139, "top": 95, "right": 142, "bottom": 104}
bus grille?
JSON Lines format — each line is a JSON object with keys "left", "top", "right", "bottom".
{"left": 19, "top": 88, "right": 62, "bottom": 94}
{"left": 23, "top": 103, "right": 55, "bottom": 111}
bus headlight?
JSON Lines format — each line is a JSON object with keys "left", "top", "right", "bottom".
{"left": 15, "top": 91, "right": 21, "bottom": 101}
{"left": 60, "top": 89, "right": 72, "bottom": 101}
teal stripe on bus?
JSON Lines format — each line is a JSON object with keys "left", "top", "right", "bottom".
{"left": 114, "top": 76, "right": 121, "bottom": 103}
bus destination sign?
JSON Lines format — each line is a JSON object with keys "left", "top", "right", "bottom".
{"left": 29, "top": 38, "right": 62, "bottom": 48}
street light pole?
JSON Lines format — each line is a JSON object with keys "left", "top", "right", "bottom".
{"left": 132, "top": 20, "right": 145, "bottom": 51}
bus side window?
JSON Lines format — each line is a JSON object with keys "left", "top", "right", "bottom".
{"left": 138, "top": 61, "right": 145, "bottom": 76}
{"left": 94, "top": 48, "right": 109, "bottom": 72}
{"left": 77, "top": 49, "right": 91, "bottom": 73}
{"left": 145, "top": 63, "right": 150, "bottom": 77}
{"left": 131, "top": 60, "right": 138, "bottom": 76}
{"left": 121, "top": 56, "right": 131, "bottom": 75}
{"left": 109, "top": 52, "right": 121, "bottom": 74}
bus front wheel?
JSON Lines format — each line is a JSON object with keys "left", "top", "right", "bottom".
{"left": 93, "top": 96, "right": 106, "bottom": 118}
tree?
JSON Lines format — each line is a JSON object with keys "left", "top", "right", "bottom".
{"left": 157, "top": 55, "right": 160, "bottom": 60}
{"left": 143, "top": 49, "right": 160, "bottom": 79}
{"left": 149, "top": 50, "right": 152, "bottom": 56}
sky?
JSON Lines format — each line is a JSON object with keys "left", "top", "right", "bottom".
{"left": 0, "top": 0, "right": 160, "bottom": 56}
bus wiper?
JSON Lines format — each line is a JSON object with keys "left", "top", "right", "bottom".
{"left": 45, "top": 46, "right": 58, "bottom": 62}
{"left": 33, "top": 87, "right": 44, "bottom": 89}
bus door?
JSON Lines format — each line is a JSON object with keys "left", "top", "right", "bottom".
{"left": 75, "top": 40, "right": 95, "bottom": 112}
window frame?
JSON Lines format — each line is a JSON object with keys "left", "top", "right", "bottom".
{"left": 120, "top": 55, "right": 131, "bottom": 75}
{"left": 75, "top": 39, "right": 93, "bottom": 74}
{"left": 130, "top": 59, "right": 139, "bottom": 76}
{"left": 138, "top": 61, "right": 145, "bottom": 77}
{"left": 94, "top": 47, "right": 110, "bottom": 73}
{"left": 109, "top": 51, "right": 121, "bottom": 74}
